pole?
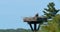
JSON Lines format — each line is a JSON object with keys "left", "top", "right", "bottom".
{"left": 34, "top": 23, "right": 37, "bottom": 32}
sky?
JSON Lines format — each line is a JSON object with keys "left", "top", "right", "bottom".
{"left": 0, "top": 0, "right": 60, "bottom": 29}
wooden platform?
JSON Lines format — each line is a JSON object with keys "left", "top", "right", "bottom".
{"left": 23, "top": 16, "right": 47, "bottom": 23}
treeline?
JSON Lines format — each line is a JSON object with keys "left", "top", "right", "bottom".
{"left": 0, "top": 28, "right": 32, "bottom": 32}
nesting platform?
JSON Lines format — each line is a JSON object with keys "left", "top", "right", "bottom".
{"left": 23, "top": 16, "right": 47, "bottom": 24}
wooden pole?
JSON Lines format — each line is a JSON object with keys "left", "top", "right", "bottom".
{"left": 34, "top": 23, "right": 37, "bottom": 32}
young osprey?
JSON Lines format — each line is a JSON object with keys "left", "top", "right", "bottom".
{"left": 35, "top": 13, "right": 39, "bottom": 17}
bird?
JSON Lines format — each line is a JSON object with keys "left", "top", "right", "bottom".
{"left": 35, "top": 13, "right": 39, "bottom": 17}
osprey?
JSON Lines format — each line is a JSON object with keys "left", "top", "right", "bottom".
{"left": 35, "top": 13, "right": 39, "bottom": 17}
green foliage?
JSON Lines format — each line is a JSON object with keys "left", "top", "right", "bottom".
{"left": 43, "top": 2, "right": 60, "bottom": 19}
{"left": 38, "top": 2, "right": 60, "bottom": 32}
{"left": 40, "top": 14, "right": 60, "bottom": 32}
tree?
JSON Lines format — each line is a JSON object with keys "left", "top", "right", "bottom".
{"left": 38, "top": 2, "right": 60, "bottom": 32}
{"left": 43, "top": 2, "right": 60, "bottom": 19}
